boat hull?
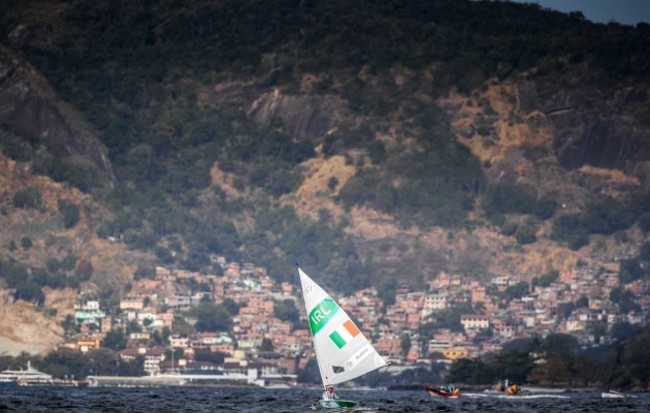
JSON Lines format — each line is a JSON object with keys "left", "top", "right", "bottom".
{"left": 601, "top": 391, "right": 633, "bottom": 399}
{"left": 319, "top": 399, "right": 358, "bottom": 408}
{"left": 425, "top": 385, "right": 461, "bottom": 398}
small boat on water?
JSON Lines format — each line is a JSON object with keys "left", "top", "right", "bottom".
{"left": 600, "top": 344, "right": 635, "bottom": 399}
{"left": 298, "top": 268, "right": 388, "bottom": 409}
{"left": 492, "top": 379, "right": 520, "bottom": 395}
{"left": 425, "top": 384, "right": 462, "bottom": 398}
{"left": 0, "top": 361, "right": 54, "bottom": 386}
{"left": 601, "top": 390, "right": 636, "bottom": 399}
{"left": 601, "top": 390, "right": 625, "bottom": 398}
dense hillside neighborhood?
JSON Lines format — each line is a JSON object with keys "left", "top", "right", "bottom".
{"left": 27, "top": 253, "right": 643, "bottom": 386}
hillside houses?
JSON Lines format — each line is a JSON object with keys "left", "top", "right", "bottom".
{"left": 58, "top": 254, "right": 649, "bottom": 383}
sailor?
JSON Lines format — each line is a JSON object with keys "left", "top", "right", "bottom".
{"left": 323, "top": 385, "right": 339, "bottom": 400}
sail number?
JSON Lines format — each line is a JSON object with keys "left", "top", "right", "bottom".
{"left": 309, "top": 298, "right": 339, "bottom": 334}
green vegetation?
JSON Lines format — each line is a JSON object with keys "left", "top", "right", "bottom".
{"left": 0, "top": 0, "right": 649, "bottom": 293}
{"left": 0, "top": 257, "right": 43, "bottom": 304}
{"left": 0, "top": 348, "right": 143, "bottom": 380}
{"left": 501, "top": 281, "right": 530, "bottom": 302}
{"left": 34, "top": 155, "right": 105, "bottom": 193}
{"left": 552, "top": 195, "right": 647, "bottom": 250}
{"left": 483, "top": 183, "right": 558, "bottom": 221}
{"left": 12, "top": 188, "right": 43, "bottom": 210}
{"left": 57, "top": 199, "right": 81, "bottom": 229}
{"left": 447, "top": 327, "right": 650, "bottom": 389}
{"left": 420, "top": 302, "right": 475, "bottom": 333}
{"left": 189, "top": 302, "right": 235, "bottom": 333}
{"left": 532, "top": 270, "right": 559, "bottom": 288}
{"left": 0, "top": 252, "right": 89, "bottom": 304}
{"left": 340, "top": 134, "right": 484, "bottom": 229}
{"left": 274, "top": 299, "right": 300, "bottom": 325}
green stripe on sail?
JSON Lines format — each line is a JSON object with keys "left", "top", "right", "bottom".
{"left": 329, "top": 331, "right": 346, "bottom": 349}
{"left": 308, "top": 298, "right": 339, "bottom": 334}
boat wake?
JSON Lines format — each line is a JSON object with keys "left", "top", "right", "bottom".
{"left": 466, "top": 392, "right": 570, "bottom": 399}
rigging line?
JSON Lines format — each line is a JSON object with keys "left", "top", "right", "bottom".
{"left": 606, "top": 341, "right": 625, "bottom": 390}
{"left": 370, "top": 361, "right": 392, "bottom": 389}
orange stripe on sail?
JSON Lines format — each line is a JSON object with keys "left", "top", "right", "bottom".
{"left": 343, "top": 320, "right": 360, "bottom": 337}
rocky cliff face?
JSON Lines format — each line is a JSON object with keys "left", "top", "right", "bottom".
{"left": 0, "top": 44, "right": 116, "bottom": 187}
{"left": 528, "top": 82, "right": 650, "bottom": 190}
{"left": 247, "top": 89, "right": 343, "bottom": 141}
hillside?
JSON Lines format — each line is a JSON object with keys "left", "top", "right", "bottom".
{"left": 0, "top": 0, "right": 649, "bottom": 351}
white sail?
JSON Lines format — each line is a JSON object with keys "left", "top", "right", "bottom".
{"left": 299, "top": 268, "right": 387, "bottom": 386}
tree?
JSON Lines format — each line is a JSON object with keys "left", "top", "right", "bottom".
{"left": 191, "top": 302, "right": 232, "bottom": 332}
{"left": 134, "top": 264, "right": 155, "bottom": 280}
{"left": 528, "top": 358, "right": 571, "bottom": 386}
{"left": 43, "top": 347, "right": 92, "bottom": 380}
{"left": 20, "top": 237, "right": 32, "bottom": 249}
{"left": 75, "top": 259, "right": 94, "bottom": 282}
{"left": 624, "top": 328, "right": 650, "bottom": 388}
{"left": 640, "top": 242, "right": 650, "bottom": 261}
{"left": 502, "top": 282, "right": 529, "bottom": 301}
{"left": 260, "top": 338, "right": 274, "bottom": 352}
{"left": 611, "top": 322, "right": 641, "bottom": 342}
{"left": 377, "top": 278, "right": 397, "bottom": 306}
{"left": 58, "top": 199, "right": 80, "bottom": 229}
{"left": 14, "top": 282, "right": 44, "bottom": 305}
{"left": 194, "top": 348, "right": 225, "bottom": 365}
{"left": 552, "top": 214, "right": 589, "bottom": 250}
{"left": 367, "top": 140, "right": 387, "bottom": 164}
{"left": 619, "top": 259, "right": 643, "bottom": 284}
{"left": 639, "top": 213, "right": 650, "bottom": 233}
{"left": 494, "top": 351, "right": 534, "bottom": 384}
{"left": 102, "top": 330, "right": 127, "bottom": 351}
{"left": 327, "top": 176, "right": 339, "bottom": 191}
{"left": 542, "top": 333, "right": 579, "bottom": 362}
{"left": 572, "top": 355, "right": 597, "bottom": 387}
{"left": 532, "top": 270, "right": 559, "bottom": 288}
{"left": 274, "top": 299, "right": 299, "bottom": 324}
{"left": 61, "top": 315, "right": 80, "bottom": 336}
{"left": 515, "top": 223, "right": 536, "bottom": 244}
{"left": 400, "top": 333, "right": 411, "bottom": 356}
{"left": 221, "top": 298, "right": 240, "bottom": 315}
{"left": 446, "top": 358, "right": 491, "bottom": 384}
{"left": 12, "top": 188, "right": 43, "bottom": 209}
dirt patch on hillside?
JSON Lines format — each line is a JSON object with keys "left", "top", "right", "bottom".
{"left": 284, "top": 155, "right": 355, "bottom": 222}
{"left": 0, "top": 299, "right": 63, "bottom": 356}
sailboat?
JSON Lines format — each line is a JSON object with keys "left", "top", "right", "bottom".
{"left": 298, "top": 268, "right": 388, "bottom": 409}
{"left": 600, "top": 343, "right": 635, "bottom": 399}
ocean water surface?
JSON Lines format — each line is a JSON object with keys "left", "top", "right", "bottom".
{"left": 0, "top": 386, "right": 648, "bottom": 412}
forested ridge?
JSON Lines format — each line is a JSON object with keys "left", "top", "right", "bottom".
{"left": 0, "top": 0, "right": 649, "bottom": 296}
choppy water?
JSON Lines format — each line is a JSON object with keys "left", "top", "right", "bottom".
{"left": 0, "top": 386, "right": 648, "bottom": 412}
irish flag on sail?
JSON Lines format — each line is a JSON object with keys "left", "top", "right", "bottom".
{"left": 330, "top": 320, "right": 361, "bottom": 349}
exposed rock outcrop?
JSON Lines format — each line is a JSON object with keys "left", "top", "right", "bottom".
{"left": 247, "top": 89, "right": 342, "bottom": 141}
{"left": 0, "top": 44, "right": 116, "bottom": 187}
{"left": 543, "top": 86, "right": 650, "bottom": 188}
{"left": 515, "top": 80, "right": 538, "bottom": 114}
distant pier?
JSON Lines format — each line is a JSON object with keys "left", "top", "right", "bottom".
{"left": 87, "top": 369, "right": 296, "bottom": 387}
